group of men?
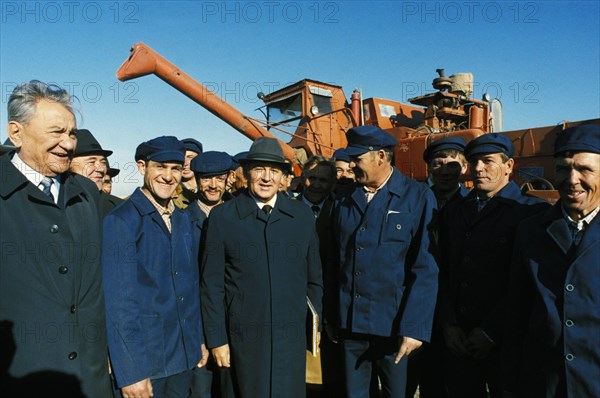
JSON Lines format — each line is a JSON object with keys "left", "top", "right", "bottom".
{"left": 0, "top": 80, "right": 598, "bottom": 398}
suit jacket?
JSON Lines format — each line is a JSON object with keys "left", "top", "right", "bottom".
{"left": 102, "top": 188, "right": 203, "bottom": 388}
{"left": 503, "top": 203, "right": 600, "bottom": 397}
{"left": 98, "top": 191, "right": 124, "bottom": 217}
{"left": 0, "top": 153, "right": 111, "bottom": 397}
{"left": 328, "top": 167, "right": 439, "bottom": 340}
{"left": 201, "top": 190, "right": 323, "bottom": 398}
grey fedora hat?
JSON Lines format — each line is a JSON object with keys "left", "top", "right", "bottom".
{"left": 240, "top": 137, "right": 288, "bottom": 166}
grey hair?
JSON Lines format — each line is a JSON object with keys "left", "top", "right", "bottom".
{"left": 8, "top": 80, "right": 75, "bottom": 124}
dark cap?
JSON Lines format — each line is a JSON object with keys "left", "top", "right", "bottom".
{"left": 106, "top": 158, "right": 120, "bottom": 177}
{"left": 191, "top": 151, "right": 234, "bottom": 177}
{"left": 240, "top": 137, "right": 287, "bottom": 166}
{"left": 554, "top": 124, "right": 600, "bottom": 156}
{"left": 181, "top": 138, "right": 203, "bottom": 155}
{"left": 345, "top": 126, "right": 397, "bottom": 157}
{"left": 423, "top": 137, "right": 467, "bottom": 162}
{"left": 135, "top": 136, "right": 185, "bottom": 163}
{"left": 74, "top": 129, "right": 113, "bottom": 157}
{"left": 465, "top": 134, "right": 514, "bottom": 159}
{"left": 333, "top": 148, "right": 350, "bottom": 163}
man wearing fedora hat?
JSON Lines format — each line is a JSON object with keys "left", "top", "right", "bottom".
{"left": 503, "top": 124, "right": 600, "bottom": 397}
{"left": 437, "top": 133, "right": 549, "bottom": 397}
{"left": 201, "top": 137, "right": 323, "bottom": 398}
{"left": 103, "top": 136, "right": 208, "bottom": 398}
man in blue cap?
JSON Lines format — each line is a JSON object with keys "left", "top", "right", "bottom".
{"left": 437, "top": 133, "right": 549, "bottom": 398}
{"left": 326, "top": 125, "right": 439, "bottom": 397}
{"left": 503, "top": 124, "right": 600, "bottom": 397}
{"left": 103, "top": 136, "right": 208, "bottom": 398}
{"left": 173, "top": 137, "right": 203, "bottom": 209}
{"left": 332, "top": 147, "right": 356, "bottom": 196}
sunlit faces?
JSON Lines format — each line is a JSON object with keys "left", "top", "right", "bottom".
{"left": 137, "top": 160, "right": 183, "bottom": 206}
{"left": 469, "top": 153, "right": 513, "bottom": 198}
{"left": 182, "top": 150, "right": 199, "bottom": 181}
{"left": 429, "top": 154, "right": 468, "bottom": 195}
{"left": 303, "top": 163, "right": 336, "bottom": 205}
{"left": 70, "top": 155, "right": 107, "bottom": 190}
{"left": 349, "top": 150, "right": 391, "bottom": 189}
{"left": 555, "top": 152, "right": 600, "bottom": 220}
{"left": 198, "top": 173, "right": 228, "bottom": 205}
{"left": 8, "top": 100, "right": 77, "bottom": 177}
{"left": 244, "top": 163, "right": 283, "bottom": 203}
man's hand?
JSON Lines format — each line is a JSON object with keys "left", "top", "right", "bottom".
{"left": 211, "top": 344, "right": 231, "bottom": 367}
{"left": 121, "top": 378, "right": 153, "bottom": 398}
{"left": 395, "top": 336, "right": 423, "bottom": 364}
{"left": 197, "top": 343, "right": 209, "bottom": 368}
{"left": 466, "top": 327, "right": 495, "bottom": 359}
{"left": 443, "top": 324, "right": 470, "bottom": 358}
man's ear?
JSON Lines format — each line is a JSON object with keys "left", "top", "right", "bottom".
{"left": 137, "top": 160, "right": 146, "bottom": 176}
{"left": 7, "top": 121, "right": 23, "bottom": 148}
{"left": 505, "top": 158, "right": 515, "bottom": 175}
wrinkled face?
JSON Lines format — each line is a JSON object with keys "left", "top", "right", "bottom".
{"left": 245, "top": 163, "right": 283, "bottom": 203}
{"left": 469, "top": 153, "right": 513, "bottom": 198}
{"left": 303, "top": 163, "right": 336, "bottom": 204}
{"left": 8, "top": 100, "right": 77, "bottom": 177}
{"left": 349, "top": 150, "right": 384, "bottom": 188}
{"left": 102, "top": 174, "right": 112, "bottom": 194}
{"left": 197, "top": 173, "right": 228, "bottom": 205}
{"left": 429, "top": 154, "right": 467, "bottom": 194}
{"left": 70, "top": 154, "right": 107, "bottom": 190}
{"left": 335, "top": 160, "right": 355, "bottom": 186}
{"left": 555, "top": 152, "right": 600, "bottom": 220}
{"left": 182, "top": 150, "right": 199, "bottom": 181}
{"left": 137, "top": 160, "right": 183, "bottom": 206}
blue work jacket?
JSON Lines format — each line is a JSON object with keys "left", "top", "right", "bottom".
{"left": 328, "top": 167, "right": 439, "bottom": 340}
{"left": 504, "top": 203, "right": 600, "bottom": 397}
{"left": 102, "top": 188, "right": 203, "bottom": 388}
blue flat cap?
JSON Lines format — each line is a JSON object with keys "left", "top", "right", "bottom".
{"left": 333, "top": 148, "right": 351, "bottom": 163}
{"left": 423, "top": 136, "right": 467, "bottom": 162}
{"left": 554, "top": 124, "right": 600, "bottom": 156}
{"left": 345, "top": 126, "right": 397, "bottom": 157}
{"left": 465, "top": 134, "right": 514, "bottom": 159}
{"left": 135, "top": 136, "right": 185, "bottom": 163}
{"left": 232, "top": 151, "right": 249, "bottom": 167}
{"left": 191, "top": 151, "right": 234, "bottom": 177}
{"left": 181, "top": 138, "right": 203, "bottom": 154}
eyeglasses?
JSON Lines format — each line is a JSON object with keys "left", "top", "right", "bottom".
{"left": 249, "top": 166, "right": 283, "bottom": 180}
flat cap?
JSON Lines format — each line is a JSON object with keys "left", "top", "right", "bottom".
{"left": 333, "top": 148, "right": 351, "bottom": 163}
{"left": 191, "top": 151, "right": 234, "bottom": 177}
{"left": 465, "top": 134, "right": 514, "bottom": 159}
{"left": 240, "top": 137, "right": 287, "bottom": 166}
{"left": 554, "top": 124, "right": 600, "bottom": 156}
{"left": 74, "top": 129, "right": 113, "bottom": 157}
{"left": 423, "top": 136, "right": 467, "bottom": 162}
{"left": 135, "top": 136, "right": 185, "bottom": 163}
{"left": 181, "top": 138, "right": 203, "bottom": 154}
{"left": 345, "top": 126, "right": 397, "bottom": 157}
{"left": 232, "top": 151, "right": 249, "bottom": 168}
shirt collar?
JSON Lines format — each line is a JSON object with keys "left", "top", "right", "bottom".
{"left": 11, "top": 152, "right": 61, "bottom": 193}
{"left": 141, "top": 188, "right": 174, "bottom": 216}
{"left": 249, "top": 191, "right": 277, "bottom": 210}
{"left": 561, "top": 205, "right": 600, "bottom": 231}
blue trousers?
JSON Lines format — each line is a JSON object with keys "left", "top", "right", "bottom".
{"left": 342, "top": 333, "right": 408, "bottom": 398}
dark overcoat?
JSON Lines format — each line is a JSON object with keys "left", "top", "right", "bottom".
{"left": 201, "top": 190, "right": 323, "bottom": 398}
{"left": 438, "top": 181, "right": 549, "bottom": 341}
{"left": 102, "top": 188, "right": 203, "bottom": 388}
{"left": 503, "top": 203, "right": 600, "bottom": 397}
{"left": 327, "top": 167, "right": 439, "bottom": 340}
{"left": 0, "top": 153, "right": 111, "bottom": 397}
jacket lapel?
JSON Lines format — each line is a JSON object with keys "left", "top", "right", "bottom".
{"left": 544, "top": 205, "right": 573, "bottom": 255}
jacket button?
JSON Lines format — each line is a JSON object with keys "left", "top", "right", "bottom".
{"left": 177, "top": 296, "right": 184, "bottom": 301}
{"left": 354, "top": 271, "right": 361, "bottom": 276}
{"left": 172, "top": 271, "right": 178, "bottom": 276}
{"left": 565, "top": 319, "right": 574, "bottom": 327}
{"left": 396, "top": 224, "right": 401, "bottom": 230}
{"left": 50, "top": 225, "right": 59, "bottom": 233}
{"left": 68, "top": 352, "right": 77, "bottom": 360}
{"left": 565, "top": 353, "right": 574, "bottom": 361}
{"left": 359, "top": 226, "right": 366, "bottom": 232}
{"left": 565, "top": 284, "right": 574, "bottom": 292}
{"left": 58, "top": 266, "right": 69, "bottom": 274}
{"left": 70, "top": 305, "right": 77, "bottom": 314}
{"left": 356, "top": 246, "right": 363, "bottom": 252}
{"left": 465, "top": 232, "right": 472, "bottom": 237}
{"left": 355, "top": 294, "right": 361, "bottom": 299}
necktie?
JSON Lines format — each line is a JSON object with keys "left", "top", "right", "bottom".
{"left": 311, "top": 205, "right": 320, "bottom": 218}
{"left": 262, "top": 205, "right": 272, "bottom": 216}
{"left": 40, "top": 177, "right": 54, "bottom": 201}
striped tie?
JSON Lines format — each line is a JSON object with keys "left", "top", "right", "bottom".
{"left": 40, "top": 177, "right": 54, "bottom": 201}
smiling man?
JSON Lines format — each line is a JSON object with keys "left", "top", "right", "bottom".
{"left": 201, "top": 137, "right": 323, "bottom": 398}
{"left": 103, "top": 136, "right": 207, "bottom": 398}
{"left": 503, "top": 124, "right": 600, "bottom": 397}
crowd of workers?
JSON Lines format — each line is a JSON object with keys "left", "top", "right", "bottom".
{"left": 1, "top": 80, "right": 598, "bottom": 398}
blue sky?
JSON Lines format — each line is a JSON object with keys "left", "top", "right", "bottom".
{"left": 1, "top": 0, "right": 599, "bottom": 196}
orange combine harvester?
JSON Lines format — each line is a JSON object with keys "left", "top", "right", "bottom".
{"left": 116, "top": 42, "right": 599, "bottom": 202}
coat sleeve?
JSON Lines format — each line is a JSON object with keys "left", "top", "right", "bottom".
{"left": 398, "top": 188, "right": 439, "bottom": 342}
{"left": 102, "top": 213, "right": 150, "bottom": 387}
{"left": 200, "top": 211, "right": 229, "bottom": 349}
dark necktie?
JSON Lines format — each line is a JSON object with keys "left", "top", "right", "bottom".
{"left": 262, "top": 205, "right": 272, "bottom": 216}
{"left": 40, "top": 177, "right": 54, "bottom": 201}
{"left": 311, "top": 205, "right": 320, "bottom": 218}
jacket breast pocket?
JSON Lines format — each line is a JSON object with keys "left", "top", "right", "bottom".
{"left": 381, "top": 212, "right": 414, "bottom": 244}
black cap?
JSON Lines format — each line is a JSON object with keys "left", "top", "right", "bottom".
{"left": 74, "top": 129, "right": 113, "bottom": 157}
{"left": 423, "top": 137, "right": 467, "bottom": 162}
{"left": 554, "top": 124, "right": 600, "bottom": 156}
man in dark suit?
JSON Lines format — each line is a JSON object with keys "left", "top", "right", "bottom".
{"left": 201, "top": 137, "right": 323, "bottom": 398}
{"left": 103, "top": 136, "right": 208, "bottom": 398}
{"left": 503, "top": 124, "right": 600, "bottom": 398}
{"left": 327, "top": 125, "right": 439, "bottom": 398}
{"left": 0, "top": 81, "right": 111, "bottom": 397}
{"left": 438, "top": 134, "right": 549, "bottom": 398}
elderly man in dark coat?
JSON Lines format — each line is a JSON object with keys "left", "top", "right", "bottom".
{"left": 201, "top": 137, "right": 323, "bottom": 398}
{"left": 0, "top": 81, "right": 111, "bottom": 397}
{"left": 503, "top": 124, "right": 600, "bottom": 398}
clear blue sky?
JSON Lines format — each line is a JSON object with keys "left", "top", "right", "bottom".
{"left": 1, "top": 0, "right": 599, "bottom": 196}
